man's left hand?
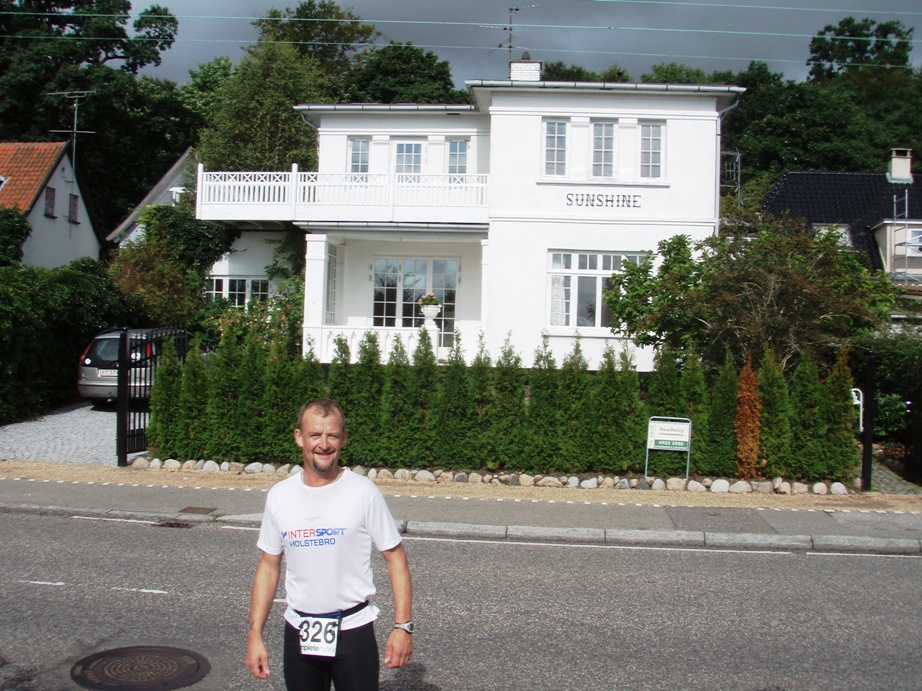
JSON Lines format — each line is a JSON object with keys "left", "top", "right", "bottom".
{"left": 383, "top": 628, "right": 413, "bottom": 668}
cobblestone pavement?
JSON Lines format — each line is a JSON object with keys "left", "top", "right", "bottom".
{"left": 0, "top": 402, "right": 125, "bottom": 465}
{"left": 2, "top": 403, "right": 922, "bottom": 495}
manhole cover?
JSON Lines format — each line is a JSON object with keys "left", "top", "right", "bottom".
{"left": 71, "top": 645, "right": 210, "bottom": 690}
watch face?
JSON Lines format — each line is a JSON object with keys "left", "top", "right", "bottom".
{"left": 397, "top": 622, "right": 414, "bottom": 633}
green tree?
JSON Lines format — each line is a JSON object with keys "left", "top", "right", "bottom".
{"left": 605, "top": 216, "right": 895, "bottom": 372}
{"left": 410, "top": 328, "right": 440, "bottom": 465}
{"left": 789, "top": 351, "right": 827, "bottom": 480}
{"left": 237, "top": 328, "right": 268, "bottom": 460}
{"left": 179, "top": 56, "right": 234, "bottom": 125}
{"left": 204, "top": 320, "right": 244, "bottom": 461}
{"left": 0, "top": 0, "right": 178, "bottom": 138}
{"left": 379, "top": 337, "right": 418, "bottom": 467}
{"left": 346, "top": 332, "right": 385, "bottom": 465}
{"left": 647, "top": 344, "right": 683, "bottom": 417}
{"left": 489, "top": 335, "right": 527, "bottom": 471}
{"left": 824, "top": 349, "right": 859, "bottom": 479}
{"left": 734, "top": 353, "right": 762, "bottom": 479}
{"left": 327, "top": 336, "right": 352, "bottom": 411}
{"left": 175, "top": 335, "right": 209, "bottom": 460}
{"left": 808, "top": 17, "right": 914, "bottom": 80}
{"left": 680, "top": 347, "right": 709, "bottom": 470}
{"left": 147, "top": 337, "right": 183, "bottom": 459}
{"left": 758, "top": 346, "right": 793, "bottom": 477}
{"left": 700, "top": 353, "right": 738, "bottom": 477}
{"left": 253, "top": 0, "right": 381, "bottom": 80}
{"left": 197, "top": 41, "right": 330, "bottom": 171}
{"left": 260, "top": 338, "right": 306, "bottom": 464}
{"left": 345, "top": 42, "right": 470, "bottom": 104}
{"left": 541, "top": 61, "right": 600, "bottom": 81}
{"left": 591, "top": 345, "right": 644, "bottom": 474}
{"left": 0, "top": 209, "right": 31, "bottom": 266}
{"left": 527, "top": 335, "right": 559, "bottom": 473}
{"left": 432, "top": 336, "right": 475, "bottom": 469}
{"left": 469, "top": 333, "right": 494, "bottom": 460}
{"left": 642, "top": 62, "right": 709, "bottom": 84}
{"left": 557, "top": 338, "right": 592, "bottom": 473}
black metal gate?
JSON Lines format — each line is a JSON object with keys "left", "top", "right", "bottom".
{"left": 116, "top": 327, "right": 188, "bottom": 466}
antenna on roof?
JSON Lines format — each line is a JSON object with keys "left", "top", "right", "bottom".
{"left": 499, "top": 5, "right": 539, "bottom": 65}
{"left": 47, "top": 91, "right": 95, "bottom": 178}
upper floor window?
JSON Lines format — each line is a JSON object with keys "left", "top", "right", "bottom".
{"left": 350, "top": 138, "right": 370, "bottom": 179}
{"left": 544, "top": 120, "right": 567, "bottom": 176}
{"left": 548, "top": 251, "right": 645, "bottom": 329}
{"left": 592, "top": 121, "right": 616, "bottom": 178}
{"left": 68, "top": 194, "right": 79, "bottom": 223}
{"left": 44, "top": 187, "right": 56, "bottom": 217}
{"left": 641, "top": 123, "right": 663, "bottom": 179}
{"left": 448, "top": 139, "right": 468, "bottom": 179}
{"left": 394, "top": 141, "right": 422, "bottom": 183}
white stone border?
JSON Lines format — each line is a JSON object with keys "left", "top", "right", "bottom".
{"left": 134, "top": 458, "right": 855, "bottom": 496}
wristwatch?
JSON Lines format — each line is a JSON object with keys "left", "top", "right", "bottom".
{"left": 393, "top": 621, "right": 415, "bottom": 634}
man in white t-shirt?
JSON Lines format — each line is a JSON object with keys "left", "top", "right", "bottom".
{"left": 246, "top": 398, "right": 413, "bottom": 690}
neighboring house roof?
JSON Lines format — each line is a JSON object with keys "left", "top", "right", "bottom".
{"left": 760, "top": 171, "right": 922, "bottom": 273}
{"left": 107, "top": 147, "right": 193, "bottom": 243}
{"left": 0, "top": 141, "right": 69, "bottom": 215}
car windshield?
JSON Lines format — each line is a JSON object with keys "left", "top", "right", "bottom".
{"left": 85, "top": 338, "right": 120, "bottom": 364}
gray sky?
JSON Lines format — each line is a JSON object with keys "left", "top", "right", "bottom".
{"left": 137, "top": 0, "right": 922, "bottom": 86}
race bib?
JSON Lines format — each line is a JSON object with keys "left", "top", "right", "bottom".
{"left": 297, "top": 614, "right": 340, "bottom": 657}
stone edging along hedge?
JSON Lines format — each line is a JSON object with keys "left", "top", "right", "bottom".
{"left": 133, "top": 457, "right": 858, "bottom": 496}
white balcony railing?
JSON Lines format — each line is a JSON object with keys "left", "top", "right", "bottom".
{"left": 197, "top": 165, "right": 489, "bottom": 224}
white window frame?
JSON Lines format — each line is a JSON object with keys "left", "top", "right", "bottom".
{"left": 591, "top": 120, "right": 616, "bottom": 179}
{"left": 349, "top": 137, "right": 370, "bottom": 182}
{"left": 324, "top": 244, "right": 338, "bottom": 324}
{"left": 372, "top": 256, "right": 458, "bottom": 345}
{"left": 394, "top": 140, "right": 423, "bottom": 183}
{"left": 640, "top": 122, "right": 664, "bottom": 179}
{"left": 547, "top": 251, "right": 644, "bottom": 330}
{"left": 543, "top": 119, "right": 568, "bottom": 177}
{"left": 205, "top": 276, "right": 272, "bottom": 306}
{"left": 447, "top": 138, "right": 468, "bottom": 183}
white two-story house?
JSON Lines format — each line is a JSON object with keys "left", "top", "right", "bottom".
{"left": 196, "top": 61, "right": 743, "bottom": 368}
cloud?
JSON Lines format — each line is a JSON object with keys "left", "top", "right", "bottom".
{"left": 139, "top": 0, "right": 922, "bottom": 85}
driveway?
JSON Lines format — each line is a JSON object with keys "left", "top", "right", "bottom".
{"left": 0, "top": 402, "right": 123, "bottom": 465}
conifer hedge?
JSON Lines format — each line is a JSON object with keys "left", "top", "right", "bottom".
{"left": 149, "top": 322, "right": 862, "bottom": 481}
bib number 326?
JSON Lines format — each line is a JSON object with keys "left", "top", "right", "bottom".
{"left": 298, "top": 615, "right": 340, "bottom": 657}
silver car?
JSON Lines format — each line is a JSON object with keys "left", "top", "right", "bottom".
{"left": 77, "top": 328, "right": 165, "bottom": 402}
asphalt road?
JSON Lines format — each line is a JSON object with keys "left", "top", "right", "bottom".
{"left": 2, "top": 512, "right": 920, "bottom": 690}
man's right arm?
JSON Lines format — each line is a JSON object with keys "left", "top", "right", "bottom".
{"left": 246, "top": 550, "right": 282, "bottom": 680}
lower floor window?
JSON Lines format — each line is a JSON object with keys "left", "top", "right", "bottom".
{"left": 206, "top": 276, "right": 272, "bottom": 306}
{"left": 548, "top": 251, "right": 644, "bottom": 328}
{"left": 372, "top": 257, "right": 457, "bottom": 345}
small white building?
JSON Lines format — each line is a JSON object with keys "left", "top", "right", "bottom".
{"left": 0, "top": 141, "right": 100, "bottom": 268}
{"left": 197, "top": 65, "right": 743, "bottom": 368}
{"left": 109, "top": 148, "right": 284, "bottom": 307}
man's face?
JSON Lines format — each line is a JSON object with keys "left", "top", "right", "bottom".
{"left": 294, "top": 408, "right": 348, "bottom": 478}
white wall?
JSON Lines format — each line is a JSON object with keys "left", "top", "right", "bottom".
{"left": 211, "top": 230, "right": 287, "bottom": 277}
{"left": 21, "top": 156, "right": 99, "bottom": 268}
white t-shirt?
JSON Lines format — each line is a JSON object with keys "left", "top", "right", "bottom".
{"left": 257, "top": 468, "right": 402, "bottom": 631}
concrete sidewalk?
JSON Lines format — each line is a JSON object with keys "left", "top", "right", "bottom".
{"left": 1, "top": 473, "right": 920, "bottom": 555}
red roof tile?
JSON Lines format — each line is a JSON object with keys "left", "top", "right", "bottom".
{"left": 0, "top": 142, "right": 69, "bottom": 215}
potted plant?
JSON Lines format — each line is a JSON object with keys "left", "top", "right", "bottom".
{"left": 417, "top": 293, "right": 441, "bottom": 329}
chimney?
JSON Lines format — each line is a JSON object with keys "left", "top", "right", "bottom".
{"left": 887, "top": 148, "right": 913, "bottom": 184}
{"left": 510, "top": 52, "right": 542, "bottom": 81}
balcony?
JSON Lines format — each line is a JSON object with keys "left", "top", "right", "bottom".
{"left": 196, "top": 165, "right": 490, "bottom": 226}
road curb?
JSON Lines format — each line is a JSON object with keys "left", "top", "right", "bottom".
{"left": 3, "top": 501, "right": 922, "bottom": 555}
